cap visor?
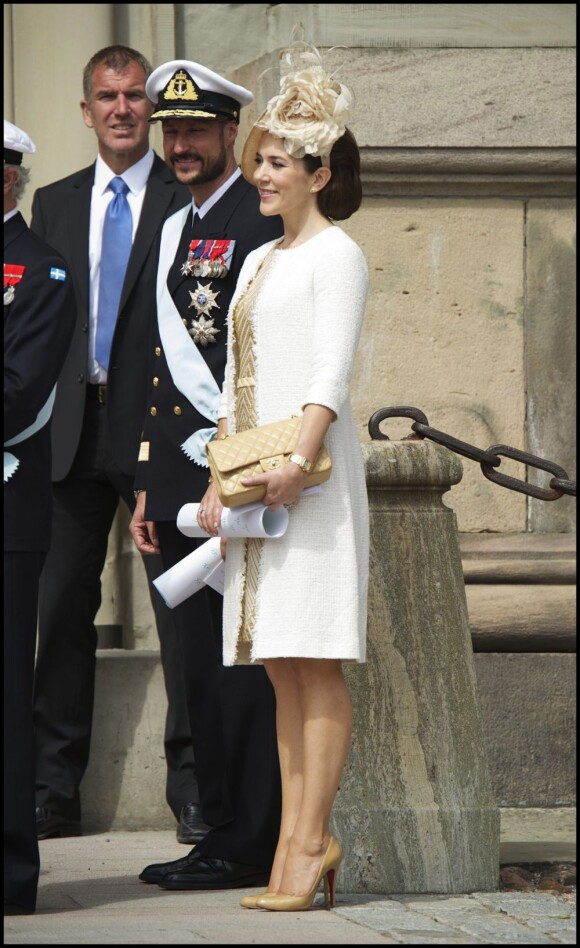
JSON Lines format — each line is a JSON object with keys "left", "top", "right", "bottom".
{"left": 149, "top": 107, "right": 220, "bottom": 122}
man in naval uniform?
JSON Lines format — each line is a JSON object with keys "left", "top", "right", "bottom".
{"left": 4, "top": 120, "right": 74, "bottom": 914}
{"left": 130, "top": 60, "right": 283, "bottom": 890}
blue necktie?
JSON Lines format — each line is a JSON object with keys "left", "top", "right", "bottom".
{"left": 95, "top": 177, "right": 132, "bottom": 371}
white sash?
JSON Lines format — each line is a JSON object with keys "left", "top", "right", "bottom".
{"left": 156, "top": 206, "right": 222, "bottom": 467}
{"left": 4, "top": 386, "right": 56, "bottom": 483}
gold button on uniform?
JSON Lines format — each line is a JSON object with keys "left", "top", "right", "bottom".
{"left": 150, "top": 407, "right": 157, "bottom": 416}
{"left": 173, "top": 406, "right": 182, "bottom": 416}
{"left": 153, "top": 377, "right": 159, "bottom": 386}
{"left": 155, "top": 347, "right": 161, "bottom": 356}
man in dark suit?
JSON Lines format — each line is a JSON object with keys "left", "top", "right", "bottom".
{"left": 130, "top": 60, "right": 283, "bottom": 890}
{"left": 4, "top": 120, "right": 75, "bottom": 914}
{"left": 30, "top": 45, "right": 205, "bottom": 846}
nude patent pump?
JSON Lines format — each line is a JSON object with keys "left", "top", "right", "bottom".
{"left": 255, "top": 837, "right": 342, "bottom": 912}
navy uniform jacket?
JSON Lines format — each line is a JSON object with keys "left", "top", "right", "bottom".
{"left": 136, "top": 174, "right": 283, "bottom": 521}
{"left": 4, "top": 212, "right": 75, "bottom": 552}
{"left": 30, "top": 154, "right": 190, "bottom": 480}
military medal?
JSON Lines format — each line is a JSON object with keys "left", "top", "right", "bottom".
{"left": 181, "top": 238, "right": 235, "bottom": 279}
{"left": 187, "top": 281, "right": 221, "bottom": 346}
{"left": 188, "top": 281, "right": 220, "bottom": 316}
{"left": 4, "top": 263, "right": 26, "bottom": 305}
{"left": 189, "top": 315, "right": 221, "bottom": 347}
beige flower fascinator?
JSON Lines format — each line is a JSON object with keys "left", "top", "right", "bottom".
{"left": 241, "top": 39, "right": 353, "bottom": 183}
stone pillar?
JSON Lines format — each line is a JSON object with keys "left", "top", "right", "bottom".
{"left": 331, "top": 439, "right": 500, "bottom": 893}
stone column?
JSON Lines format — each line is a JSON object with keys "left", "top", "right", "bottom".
{"left": 331, "top": 439, "right": 500, "bottom": 893}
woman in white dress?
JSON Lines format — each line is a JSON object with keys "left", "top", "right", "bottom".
{"left": 198, "top": 45, "right": 369, "bottom": 912}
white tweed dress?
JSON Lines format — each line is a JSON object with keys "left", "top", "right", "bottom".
{"left": 219, "top": 226, "right": 369, "bottom": 666}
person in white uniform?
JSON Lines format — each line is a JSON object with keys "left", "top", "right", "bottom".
{"left": 199, "top": 42, "right": 369, "bottom": 912}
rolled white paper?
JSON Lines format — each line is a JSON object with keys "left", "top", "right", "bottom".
{"left": 153, "top": 537, "right": 222, "bottom": 609}
{"left": 203, "top": 557, "right": 225, "bottom": 595}
{"left": 177, "top": 500, "right": 289, "bottom": 539}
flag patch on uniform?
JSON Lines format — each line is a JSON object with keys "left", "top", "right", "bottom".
{"left": 50, "top": 268, "right": 66, "bottom": 281}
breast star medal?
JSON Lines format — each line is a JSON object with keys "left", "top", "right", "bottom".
{"left": 188, "top": 282, "right": 220, "bottom": 346}
{"left": 189, "top": 315, "right": 220, "bottom": 347}
{"left": 188, "top": 281, "right": 220, "bottom": 316}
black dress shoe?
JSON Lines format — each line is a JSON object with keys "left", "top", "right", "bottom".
{"left": 176, "top": 802, "right": 211, "bottom": 845}
{"left": 139, "top": 848, "right": 201, "bottom": 884}
{"left": 158, "top": 856, "right": 270, "bottom": 890}
{"left": 4, "top": 901, "right": 35, "bottom": 915}
{"left": 36, "top": 807, "right": 82, "bottom": 840}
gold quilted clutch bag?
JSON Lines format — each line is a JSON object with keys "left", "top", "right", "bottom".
{"left": 206, "top": 416, "right": 332, "bottom": 508}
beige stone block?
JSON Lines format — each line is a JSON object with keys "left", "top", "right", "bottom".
{"left": 474, "top": 653, "right": 577, "bottom": 806}
{"left": 269, "top": 4, "right": 576, "bottom": 51}
{"left": 95, "top": 506, "right": 159, "bottom": 650}
{"left": 342, "top": 199, "right": 526, "bottom": 532}
{"left": 10, "top": 4, "right": 114, "bottom": 222}
{"left": 180, "top": 4, "right": 575, "bottom": 76}
{"left": 525, "top": 200, "right": 576, "bottom": 533}
{"left": 116, "top": 505, "right": 161, "bottom": 650}
{"left": 81, "top": 652, "right": 171, "bottom": 832}
{"left": 317, "top": 47, "right": 576, "bottom": 149}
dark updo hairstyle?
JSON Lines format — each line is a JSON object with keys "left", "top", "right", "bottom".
{"left": 302, "top": 128, "right": 362, "bottom": 221}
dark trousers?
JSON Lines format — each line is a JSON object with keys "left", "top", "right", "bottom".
{"left": 33, "top": 391, "right": 197, "bottom": 823}
{"left": 4, "top": 551, "right": 44, "bottom": 912}
{"left": 156, "top": 522, "right": 282, "bottom": 868}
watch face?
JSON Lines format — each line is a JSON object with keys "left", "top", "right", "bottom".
{"left": 291, "top": 454, "right": 310, "bottom": 472}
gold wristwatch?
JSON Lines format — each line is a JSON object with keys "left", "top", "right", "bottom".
{"left": 289, "top": 453, "right": 313, "bottom": 473}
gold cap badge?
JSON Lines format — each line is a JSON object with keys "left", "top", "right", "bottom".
{"left": 163, "top": 70, "right": 199, "bottom": 102}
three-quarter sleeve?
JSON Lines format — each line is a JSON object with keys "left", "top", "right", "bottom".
{"left": 302, "top": 237, "right": 368, "bottom": 417}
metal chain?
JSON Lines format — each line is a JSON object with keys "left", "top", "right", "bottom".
{"left": 368, "top": 407, "right": 576, "bottom": 500}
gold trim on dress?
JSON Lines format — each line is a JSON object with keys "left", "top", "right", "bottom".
{"left": 230, "top": 247, "right": 277, "bottom": 649}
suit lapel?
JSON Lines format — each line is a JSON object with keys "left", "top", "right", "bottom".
{"left": 195, "top": 175, "right": 250, "bottom": 237}
{"left": 119, "top": 155, "right": 189, "bottom": 313}
{"left": 167, "top": 210, "right": 195, "bottom": 296}
{"left": 66, "top": 168, "right": 93, "bottom": 313}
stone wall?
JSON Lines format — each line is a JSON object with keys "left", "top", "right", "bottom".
{"left": 4, "top": 4, "right": 575, "bottom": 816}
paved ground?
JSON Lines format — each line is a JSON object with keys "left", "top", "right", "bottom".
{"left": 4, "top": 816, "right": 576, "bottom": 945}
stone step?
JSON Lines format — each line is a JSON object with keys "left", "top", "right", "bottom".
{"left": 459, "top": 532, "right": 576, "bottom": 584}
{"left": 79, "top": 649, "right": 576, "bottom": 833}
{"left": 466, "top": 584, "right": 576, "bottom": 651}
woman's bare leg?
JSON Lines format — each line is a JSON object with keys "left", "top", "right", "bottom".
{"left": 269, "top": 658, "right": 352, "bottom": 897}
